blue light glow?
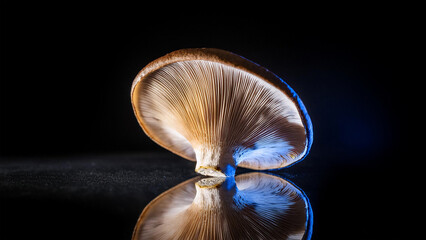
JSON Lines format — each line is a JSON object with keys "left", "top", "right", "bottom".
{"left": 278, "top": 76, "right": 314, "bottom": 160}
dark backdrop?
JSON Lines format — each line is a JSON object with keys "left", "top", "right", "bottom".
{"left": 0, "top": 3, "right": 403, "bottom": 163}
{"left": 1, "top": 2, "right": 410, "bottom": 239}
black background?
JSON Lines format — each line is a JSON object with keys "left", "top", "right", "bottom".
{"left": 1, "top": 2, "right": 410, "bottom": 240}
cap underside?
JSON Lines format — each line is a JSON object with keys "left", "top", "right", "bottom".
{"left": 133, "top": 58, "right": 309, "bottom": 170}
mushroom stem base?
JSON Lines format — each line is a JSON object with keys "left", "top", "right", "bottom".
{"left": 195, "top": 166, "right": 235, "bottom": 177}
{"left": 194, "top": 147, "right": 236, "bottom": 177}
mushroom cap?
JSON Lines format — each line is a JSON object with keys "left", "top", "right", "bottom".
{"left": 132, "top": 172, "right": 313, "bottom": 240}
{"left": 131, "top": 48, "right": 313, "bottom": 170}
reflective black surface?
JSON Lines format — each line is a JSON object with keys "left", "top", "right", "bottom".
{"left": 0, "top": 153, "right": 398, "bottom": 239}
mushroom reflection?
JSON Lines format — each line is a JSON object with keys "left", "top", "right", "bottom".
{"left": 133, "top": 172, "right": 312, "bottom": 240}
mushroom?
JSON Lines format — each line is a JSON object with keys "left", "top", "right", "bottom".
{"left": 132, "top": 172, "right": 313, "bottom": 240}
{"left": 131, "top": 48, "right": 313, "bottom": 177}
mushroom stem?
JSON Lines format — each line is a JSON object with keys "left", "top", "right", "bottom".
{"left": 194, "top": 145, "right": 236, "bottom": 177}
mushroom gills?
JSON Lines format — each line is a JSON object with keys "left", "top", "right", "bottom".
{"left": 138, "top": 60, "right": 308, "bottom": 176}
